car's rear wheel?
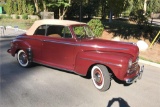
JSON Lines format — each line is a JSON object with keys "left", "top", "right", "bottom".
{"left": 91, "top": 64, "right": 111, "bottom": 91}
{"left": 17, "top": 50, "right": 31, "bottom": 67}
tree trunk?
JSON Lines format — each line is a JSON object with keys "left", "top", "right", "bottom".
{"left": 101, "top": 1, "right": 106, "bottom": 20}
{"left": 59, "top": 0, "right": 71, "bottom": 20}
{"left": 59, "top": 7, "right": 68, "bottom": 20}
{"left": 109, "top": 10, "right": 112, "bottom": 23}
{"left": 59, "top": 8, "right": 61, "bottom": 19}
{"left": 144, "top": 0, "right": 147, "bottom": 14}
{"left": 42, "top": 1, "right": 47, "bottom": 12}
{"left": 34, "top": 0, "right": 39, "bottom": 13}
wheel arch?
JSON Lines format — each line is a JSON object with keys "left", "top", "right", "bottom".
{"left": 15, "top": 48, "right": 33, "bottom": 62}
{"left": 75, "top": 50, "right": 124, "bottom": 77}
{"left": 86, "top": 63, "right": 114, "bottom": 79}
{"left": 12, "top": 39, "right": 31, "bottom": 56}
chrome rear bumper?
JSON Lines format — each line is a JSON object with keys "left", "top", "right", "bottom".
{"left": 125, "top": 65, "right": 144, "bottom": 84}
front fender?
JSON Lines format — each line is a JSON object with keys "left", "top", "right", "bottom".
{"left": 74, "top": 51, "right": 133, "bottom": 79}
{"left": 10, "top": 39, "right": 31, "bottom": 56}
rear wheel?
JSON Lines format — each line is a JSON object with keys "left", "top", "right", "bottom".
{"left": 17, "top": 50, "right": 31, "bottom": 67}
{"left": 91, "top": 64, "right": 111, "bottom": 91}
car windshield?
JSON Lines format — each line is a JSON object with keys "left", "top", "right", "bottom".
{"left": 72, "top": 25, "right": 94, "bottom": 39}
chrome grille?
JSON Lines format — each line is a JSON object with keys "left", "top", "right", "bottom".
{"left": 128, "top": 61, "right": 139, "bottom": 74}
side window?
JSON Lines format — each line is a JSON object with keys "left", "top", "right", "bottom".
{"left": 62, "top": 27, "right": 72, "bottom": 38}
{"left": 34, "top": 25, "right": 47, "bottom": 36}
{"left": 47, "top": 25, "right": 63, "bottom": 38}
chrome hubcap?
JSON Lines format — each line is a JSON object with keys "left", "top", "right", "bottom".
{"left": 19, "top": 52, "right": 27, "bottom": 64}
{"left": 93, "top": 69, "right": 103, "bottom": 86}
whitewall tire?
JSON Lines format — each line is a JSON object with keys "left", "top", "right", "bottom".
{"left": 17, "top": 50, "right": 31, "bottom": 67}
{"left": 91, "top": 64, "right": 111, "bottom": 91}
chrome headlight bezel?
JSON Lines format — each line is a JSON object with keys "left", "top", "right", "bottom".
{"left": 128, "top": 59, "right": 132, "bottom": 69}
{"left": 127, "top": 59, "right": 133, "bottom": 74}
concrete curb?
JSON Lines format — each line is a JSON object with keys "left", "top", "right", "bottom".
{"left": 139, "top": 59, "right": 160, "bottom": 68}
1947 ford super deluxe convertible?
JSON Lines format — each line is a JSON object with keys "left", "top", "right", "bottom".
{"left": 7, "top": 19, "right": 144, "bottom": 91}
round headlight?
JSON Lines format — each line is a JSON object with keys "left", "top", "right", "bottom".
{"left": 136, "top": 57, "right": 139, "bottom": 62}
{"left": 128, "top": 59, "right": 132, "bottom": 69}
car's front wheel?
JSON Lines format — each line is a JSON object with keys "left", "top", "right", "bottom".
{"left": 91, "top": 64, "right": 111, "bottom": 91}
{"left": 17, "top": 50, "right": 31, "bottom": 67}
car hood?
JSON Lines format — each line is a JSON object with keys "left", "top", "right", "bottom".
{"left": 80, "top": 38, "right": 139, "bottom": 61}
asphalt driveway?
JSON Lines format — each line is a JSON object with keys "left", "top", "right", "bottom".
{"left": 0, "top": 38, "right": 160, "bottom": 107}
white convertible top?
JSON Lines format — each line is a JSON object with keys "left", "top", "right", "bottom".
{"left": 26, "top": 19, "right": 86, "bottom": 35}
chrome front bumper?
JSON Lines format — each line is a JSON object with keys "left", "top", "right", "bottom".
{"left": 125, "top": 65, "right": 144, "bottom": 84}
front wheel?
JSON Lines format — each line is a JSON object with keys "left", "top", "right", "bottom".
{"left": 17, "top": 50, "right": 31, "bottom": 67}
{"left": 91, "top": 64, "right": 111, "bottom": 91}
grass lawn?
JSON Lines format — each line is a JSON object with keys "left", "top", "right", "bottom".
{"left": 0, "top": 19, "right": 35, "bottom": 30}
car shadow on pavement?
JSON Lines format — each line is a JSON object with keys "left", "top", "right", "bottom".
{"left": 106, "top": 97, "right": 130, "bottom": 107}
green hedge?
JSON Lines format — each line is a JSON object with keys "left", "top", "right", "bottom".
{"left": 22, "top": 13, "right": 28, "bottom": 20}
{"left": 87, "top": 19, "right": 104, "bottom": 37}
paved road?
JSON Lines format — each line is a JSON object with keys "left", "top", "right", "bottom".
{"left": 0, "top": 39, "right": 160, "bottom": 107}
{"left": 149, "top": 18, "right": 160, "bottom": 26}
{"left": 0, "top": 27, "right": 25, "bottom": 37}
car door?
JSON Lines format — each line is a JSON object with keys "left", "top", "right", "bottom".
{"left": 41, "top": 25, "right": 77, "bottom": 70}
{"left": 25, "top": 25, "right": 47, "bottom": 62}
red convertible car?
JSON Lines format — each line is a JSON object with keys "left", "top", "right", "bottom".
{"left": 7, "top": 19, "right": 144, "bottom": 91}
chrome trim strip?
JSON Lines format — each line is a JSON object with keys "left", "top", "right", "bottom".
{"left": 44, "top": 40, "right": 128, "bottom": 50}
{"left": 19, "top": 36, "right": 44, "bottom": 41}
{"left": 80, "top": 57, "right": 122, "bottom": 67}
{"left": 43, "top": 40, "right": 78, "bottom": 46}
{"left": 20, "top": 36, "right": 128, "bottom": 50}
{"left": 80, "top": 44, "right": 129, "bottom": 50}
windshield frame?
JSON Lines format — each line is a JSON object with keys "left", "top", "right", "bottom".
{"left": 71, "top": 25, "right": 95, "bottom": 40}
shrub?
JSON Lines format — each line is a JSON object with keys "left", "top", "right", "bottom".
{"left": 16, "top": 15, "right": 20, "bottom": 19}
{"left": 87, "top": 19, "right": 104, "bottom": 37}
{"left": 129, "top": 9, "right": 148, "bottom": 26}
{"left": 0, "top": 15, "right": 14, "bottom": 19}
{"left": 22, "top": 13, "right": 28, "bottom": 20}
{"left": 27, "top": 4, "right": 34, "bottom": 15}
{"left": 0, "top": 15, "right": 5, "bottom": 19}
{"left": 5, "top": 15, "right": 12, "bottom": 19}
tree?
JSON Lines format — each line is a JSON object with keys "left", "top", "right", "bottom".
{"left": 22, "top": 0, "right": 27, "bottom": 13}
{"left": 107, "top": 0, "right": 130, "bottom": 22}
{"left": 6, "top": 0, "right": 13, "bottom": 15}
{"left": 17, "top": 0, "right": 23, "bottom": 15}
{"left": 47, "top": 0, "right": 71, "bottom": 20}
{"left": 100, "top": 0, "right": 107, "bottom": 19}
{"left": 147, "top": 0, "right": 160, "bottom": 14}
{"left": 33, "top": 0, "right": 39, "bottom": 13}
{"left": 13, "top": 1, "right": 18, "bottom": 14}
{"left": 27, "top": 4, "right": 34, "bottom": 15}
{"left": 130, "top": 0, "right": 144, "bottom": 14}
